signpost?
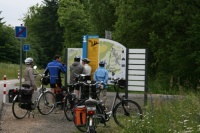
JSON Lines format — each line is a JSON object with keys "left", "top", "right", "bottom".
{"left": 15, "top": 26, "right": 27, "bottom": 39}
{"left": 23, "top": 44, "right": 30, "bottom": 58}
{"left": 15, "top": 25, "right": 27, "bottom": 89}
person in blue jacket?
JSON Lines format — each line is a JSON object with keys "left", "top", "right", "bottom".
{"left": 44, "top": 55, "right": 66, "bottom": 94}
{"left": 93, "top": 61, "right": 109, "bottom": 108}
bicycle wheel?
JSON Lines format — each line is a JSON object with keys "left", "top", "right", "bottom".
{"left": 113, "top": 99, "right": 143, "bottom": 128}
{"left": 87, "top": 116, "right": 97, "bottom": 133}
{"left": 63, "top": 94, "right": 74, "bottom": 121}
{"left": 38, "top": 91, "right": 55, "bottom": 115}
{"left": 12, "top": 95, "right": 28, "bottom": 119}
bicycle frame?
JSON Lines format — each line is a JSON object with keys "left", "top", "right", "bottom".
{"left": 94, "top": 79, "right": 127, "bottom": 124}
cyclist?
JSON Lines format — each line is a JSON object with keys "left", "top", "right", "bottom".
{"left": 70, "top": 56, "right": 86, "bottom": 98}
{"left": 81, "top": 58, "right": 92, "bottom": 80}
{"left": 44, "top": 55, "right": 66, "bottom": 113}
{"left": 23, "top": 57, "right": 38, "bottom": 109}
{"left": 24, "top": 57, "right": 37, "bottom": 91}
{"left": 93, "top": 61, "right": 109, "bottom": 108}
{"left": 82, "top": 58, "right": 92, "bottom": 98}
{"left": 44, "top": 55, "right": 66, "bottom": 94}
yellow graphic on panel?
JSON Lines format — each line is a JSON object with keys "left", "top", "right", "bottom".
{"left": 87, "top": 38, "right": 99, "bottom": 79}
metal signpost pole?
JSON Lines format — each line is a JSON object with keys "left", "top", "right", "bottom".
{"left": 20, "top": 39, "right": 22, "bottom": 90}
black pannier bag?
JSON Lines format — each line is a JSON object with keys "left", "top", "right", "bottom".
{"left": 18, "top": 89, "right": 35, "bottom": 110}
{"left": 8, "top": 89, "right": 19, "bottom": 103}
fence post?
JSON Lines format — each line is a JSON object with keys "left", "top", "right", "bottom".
{"left": 18, "top": 70, "right": 20, "bottom": 80}
{"left": 3, "top": 75, "right": 6, "bottom": 103}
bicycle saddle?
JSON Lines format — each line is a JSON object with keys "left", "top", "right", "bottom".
{"left": 85, "top": 98, "right": 97, "bottom": 107}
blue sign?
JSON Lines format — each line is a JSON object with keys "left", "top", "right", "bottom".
{"left": 23, "top": 44, "right": 30, "bottom": 51}
{"left": 15, "top": 26, "right": 27, "bottom": 38}
{"left": 82, "top": 35, "right": 88, "bottom": 58}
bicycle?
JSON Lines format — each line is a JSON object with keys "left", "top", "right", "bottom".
{"left": 63, "top": 73, "right": 90, "bottom": 119}
{"left": 12, "top": 66, "right": 56, "bottom": 119}
{"left": 73, "top": 78, "right": 143, "bottom": 132}
{"left": 63, "top": 74, "right": 92, "bottom": 132}
{"left": 53, "top": 77, "right": 68, "bottom": 112}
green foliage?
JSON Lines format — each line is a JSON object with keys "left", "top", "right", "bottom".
{"left": 0, "top": 63, "right": 22, "bottom": 79}
{"left": 0, "top": 25, "right": 20, "bottom": 64}
{"left": 24, "top": 0, "right": 64, "bottom": 67}
{"left": 118, "top": 93, "right": 200, "bottom": 133}
{"left": 88, "top": 0, "right": 117, "bottom": 38}
{"left": 58, "top": 0, "right": 91, "bottom": 48}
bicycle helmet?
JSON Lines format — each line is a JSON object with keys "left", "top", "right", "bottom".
{"left": 24, "top": 57, "right": 33, "bottom": 65}
{"left": 74, "top": 56, "right": 81, "bottom": 62}
{"left": 82, "top": 58, "right": 90, "bottom": 63}
{"left": 99, "top": 60, "right": 106, "bottom": 67}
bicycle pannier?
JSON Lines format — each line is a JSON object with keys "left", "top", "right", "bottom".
{"left": 18, "top": 89, "right": 33, "bottom": 103}
{"left": 74, "top": 106, "right": 87, "bottom": 126}
{"left": 8, "top": 89, "right": 19, "bottom": 103}
{"left": 18, "top": 89, "right": 34, "bottom": 110}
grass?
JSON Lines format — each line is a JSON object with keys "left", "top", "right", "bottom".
{"left": 0, "top": 63, "right": 23, "bottom": 80}
{"left": 118, "top": 92, "right": 200, "bottom": 133}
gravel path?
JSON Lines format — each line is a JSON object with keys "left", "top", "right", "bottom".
{"left": 0, "top": 92, "right": 145, "bottom": 133}
{"left": 0, "top": 103, "right": 78, "bottom": 133}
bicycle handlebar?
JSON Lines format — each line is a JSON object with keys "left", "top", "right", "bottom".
{"left": 110, "top": 78, "right": 123, "bottom": 84}
{"left": 81, "top": 81, "right": 104, "bottom": 87}
{"left": 67, "top": 81, "right": 104, "bottom": 87}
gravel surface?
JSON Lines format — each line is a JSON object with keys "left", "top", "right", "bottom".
{"left": 0, "top": 103, "right": 78, "bottom": 133}
{"left": 0, "top": 92, "right": 145, "bottom": 133}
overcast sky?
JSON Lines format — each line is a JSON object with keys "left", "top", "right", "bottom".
{"left": 0, "top": 0, "right": 43, "bottom": 27}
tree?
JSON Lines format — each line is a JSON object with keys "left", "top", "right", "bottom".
{"left": 0, "top": 25, "right": 20, "bottom": 63}
{"left": 24, "top": 0, "right": 64, "bottom": 67}
{"left": 87, "top": 0, "right": 117, "bottom": 38}
{"left": 58, "top": 0, "right": 91, "bottom": 48}
{"left": 0, "top": 11, "right": 19, "bottom": 64}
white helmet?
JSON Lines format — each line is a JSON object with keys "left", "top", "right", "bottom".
{"left": 24, "top": 57, "right": 33, "bottom": 65}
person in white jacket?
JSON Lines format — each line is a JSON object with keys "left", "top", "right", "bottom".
{"left": 82, "top": 58, "right": 92, "bottom": 80}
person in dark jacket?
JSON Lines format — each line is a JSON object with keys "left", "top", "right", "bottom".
{"left": 70, "top": 56, "right": 86, "bottom": 98}
{"left": 44, "top": 55, "right": 66, "bottom": 94}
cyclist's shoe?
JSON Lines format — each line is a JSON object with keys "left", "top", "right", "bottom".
{"left": 54, "top": 108, "right": 60, "bottom": 114}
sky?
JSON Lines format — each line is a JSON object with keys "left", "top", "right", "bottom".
{"left": 0, "top": 0, "right": 43, "bottom": 27}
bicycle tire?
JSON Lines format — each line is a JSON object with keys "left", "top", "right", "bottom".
{"left": 12, "top": 95, "right": 28, "bottom": 119}
{"left": 113, "top": 99, "right": 143, "bottom": 128}
{"left": 63, "top": 94, "right": 74, "bottom": 121}
{"left": 87, "top": 116, "right": 97, "bottom": 133}
{"left": 38, "top": 91, "right": 55, "bottom": 115}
